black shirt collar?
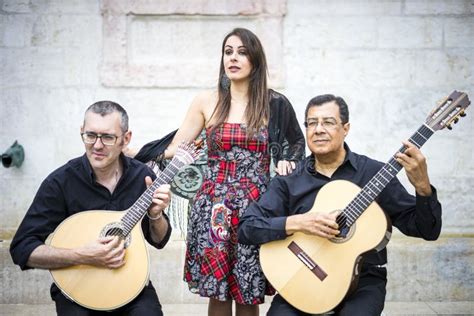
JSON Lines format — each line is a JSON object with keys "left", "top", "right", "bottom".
{"left": 305, "top": 142, "right": 358, "bottom": 175}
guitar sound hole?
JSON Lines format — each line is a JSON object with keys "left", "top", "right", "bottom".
{"left": 338, "top": 225, "right": 350, "bottom": 238}
{"left": 331, "top": 213, "right": 356, "bottom": 243}
{"left": 105, "top": 227, "right": 125, "bottom": 239}
{"left": 99, "top": 222, "right": 132, "bottom": 248}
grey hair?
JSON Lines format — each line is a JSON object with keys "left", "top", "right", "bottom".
{"left": 84, "top": 101, "right": 129, "bottom": 132}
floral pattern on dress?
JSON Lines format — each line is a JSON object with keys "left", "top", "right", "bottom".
{"left": 183, "top": 123, "right": 274, "bottom": 304}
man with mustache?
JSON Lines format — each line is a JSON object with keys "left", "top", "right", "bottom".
{"left": 238, "top": 94, "right": 442, "bottom": 316}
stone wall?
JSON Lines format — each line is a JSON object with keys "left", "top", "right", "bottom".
{"left": 1, "top": 0, "right": 473, "bottom": 303}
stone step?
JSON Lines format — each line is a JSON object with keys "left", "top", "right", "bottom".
{"left": 1, "top": 234, "right": 473, "bottom": 305}
{"left": 1, "top": 302, "right": 473, "bottom": 315}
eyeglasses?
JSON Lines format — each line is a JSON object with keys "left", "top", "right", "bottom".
{"left": 304, "top": 118, "right": 342, "bottom": 131}
{"left": 81, "top": 132, "right": 124, "bottom": 146}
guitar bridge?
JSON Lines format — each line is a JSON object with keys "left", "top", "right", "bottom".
{"left": 288, "top": 241, "right": 327, "bottom": 281}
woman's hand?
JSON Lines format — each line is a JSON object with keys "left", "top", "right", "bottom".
{"left": 275, "top": 160, "right": 296, "bottom": 176}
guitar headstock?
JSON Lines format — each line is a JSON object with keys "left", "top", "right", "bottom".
{"left": 426, "top": 90, "right": 470, "bottom": 131}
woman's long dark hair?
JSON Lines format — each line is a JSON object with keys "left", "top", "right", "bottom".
{"left": 209, "top": 28, "right": 269, "bottom": 137}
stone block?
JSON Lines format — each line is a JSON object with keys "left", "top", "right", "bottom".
{"left": 375, "top": 88, "right": 464, "bottom": 138}
{"left": 101, "top": 0, "right": 286, "bottom": 16}
{"left": 2, "top": 0, "right": 31, "bottom": 13}
{"left": 413, "top": 49, "right": 474, "bottom": 87}
{"left": 1, "top": 235, "right": 472, "bottom": 304}
{"left": 286, "top": 16, "right": 378, "bottom": 49}
{"left": 101, "top": 14, "right": 127, "bottom": 63}
{"left": 29, "top": 0, "right": 99, "bottom": 14}
{"left": 434, "top": 176, "right": 474, "bottom": 234}
{"left": 100, "top": 0, "right": 287, "bottom": 88}
{"left": 386, "top": 235, "right": 474, "bottom": 301}
{"left": 0, "top": 47, "right": 100, "bottom": 87}
{"left": 404, "top": 0, "right": 473, "bottom": 15}
{"left": 0, "top": 175, "right": 45, "bottom": 234}
{"left": 31, "top": 15, "right": 101, "bottom": 48}
{"left": 288, "top": 49, "right": 417, "bottom": 88}
{"left": 287, "top": 0, "right": 402, "bottom": 16}
{"left": 111, "top": 88, "right": 196, "bottom": 143}
{"left": 377, "top": 17, "right": 443, "bottom": 48}
{"left": 0, "top": 15, "right": 34, "bottom": 47}
{"left": 1, "top": 241, "right": 53, "bottom": 304}
{"left": 0, "top": 304, "right": 56, "bottom": 316}
{"left": 445, "top": 17, "right": 474, "bottom": 48}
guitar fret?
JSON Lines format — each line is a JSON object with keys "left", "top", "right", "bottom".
{"left": 345, "top": 205, "right": 358, "bottom": 221}
{"left": 342, "top": 123, "right": 437, "bottom": 227}
{"left": 352, "top": 197, "right": 365, "bottom": 211}
{"left": 377, "top": 172, "right": 390, "bottom": 183}
{"left": 415, "top": 130, "right": 428, "bottom": 140}
{"left": 384, "top": 165, "right": 397, "bottom": 177}
{"left": 357, "top": 192, "right": 371, "bottom": 205}
{"left": 119, "top": 144, "right": 199, "bottom": 232}
{"left": 387, "top": 160, "right": 399, "bottom": 172}
{"left": 408, "top": 137, "right": 421, "bottom": 148}
{"left": 373, "top": 177, "right": 385, "bottom": 188}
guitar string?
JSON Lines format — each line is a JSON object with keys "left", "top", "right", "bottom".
{"left": 105, "top": 145, "right": 198, "bottom": 238}
{"left": 336, "top": 124, "right": 433, "bottom": 228}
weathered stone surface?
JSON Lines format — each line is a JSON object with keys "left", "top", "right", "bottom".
{"left": 386, "top": 235, "right": 474, "bottom": 301}
{"left": 101, "top": 0, "right": 286, "bottom": 16}
{"left": 2, "top": 0, "right": 31, "bottom": 13}
{"left": 445, "top": 17, "right": 474, "bottom": 48}
{"left": 287, "top": 16, "right": 378, "bottom": 48}
{"left": 0, "top": 15, "right": 34, "bottom": 47}
{"left": 377, "top": 17, "right": 443, "bottom": 48}
{"left": 29, "top": 0, "right": 99, "bottom": 14}
{"left": 404, "top": 0, "right": 473, "bottom": 15}
{"left": 413, "top": 49, "right": 474, "bottom": 87}
{"left": 1, "top": 0, "right": 473, "bottom": 306}
{"left": 100, "top": 0, "right": 286, "bottom": 88}
{"left": 287, "top": 0, "right": 402, "bottom": 16}
{"left": 31, "top": 15, "right": 101, "bottom": 48}
{"left": 1, "top": 236, "right": 472, "bottom": 304}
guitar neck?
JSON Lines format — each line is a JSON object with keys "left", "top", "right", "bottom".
{"left": 120, "top": 159, "right": 186, "bottom": 236}
{"left": 343, "top": 124, "right": 434, "bottom": 226}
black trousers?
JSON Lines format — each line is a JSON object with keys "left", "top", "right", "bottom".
{"left": 267, "top": 266, "right": 387, "bottom": 316}
{"left": 50, "top": 281, "right": 163, "bottom": 316}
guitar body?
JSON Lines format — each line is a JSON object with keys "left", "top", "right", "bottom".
{"left": 260, "top": 180, "right": 391, "bottom": 314}
{"left": 47, "top": 210, "right": 149, "bottom": 311}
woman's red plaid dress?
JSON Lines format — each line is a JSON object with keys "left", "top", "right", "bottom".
{"left": 184, "top": 123, "right": 275, "bottom": 304}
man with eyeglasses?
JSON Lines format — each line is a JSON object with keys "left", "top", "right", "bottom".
{"left": 238, "top": 94, "right": 442, "bottom": 315}
{"left": 10, "top": 101, "right": 172, "bottom": 315}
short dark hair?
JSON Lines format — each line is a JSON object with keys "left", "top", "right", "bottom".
{"left": 85, "top": 101, "right": 128, "bottom": 132}
{"left": 305, "top": 94, "right": 349, "bottom": 124}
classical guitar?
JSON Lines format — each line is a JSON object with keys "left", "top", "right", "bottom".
{"left": 47, "top": 142, "right": 200, "bottom": 310}
{"left": 260, "top": 91, "right": 470, "bottom": 314}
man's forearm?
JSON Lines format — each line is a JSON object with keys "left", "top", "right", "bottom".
{"left": 27, "top": 244, "right": 81, "bottom": 270}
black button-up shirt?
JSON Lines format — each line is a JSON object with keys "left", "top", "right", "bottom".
{"left": 10, "top": 154, "right": 172, "bottom": 270}
{"left": 238, "top": 144, "right": 442, "bottom": 266}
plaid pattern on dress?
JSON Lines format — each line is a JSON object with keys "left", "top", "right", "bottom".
{"left": 184, "top": 123, "right": 274, "bottom": 304}
{"left": 200, "top": 248, "right": 230, "bottom": 281}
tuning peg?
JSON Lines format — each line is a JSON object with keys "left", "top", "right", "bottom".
{"left": 460, "top": 111, "right": 466, "bottom": 117}
{"left": 447, "top": 124, "right": 452, "bottom": 130}
{"left": 453, "top": 117, "right": 459, "bottom": 124}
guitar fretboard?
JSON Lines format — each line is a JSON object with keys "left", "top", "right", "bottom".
{"left": 341, "top": 124, "right": 434, "bottom": 226}
{"left": 120, "top": 159, "right": 187, "bottom": 236}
